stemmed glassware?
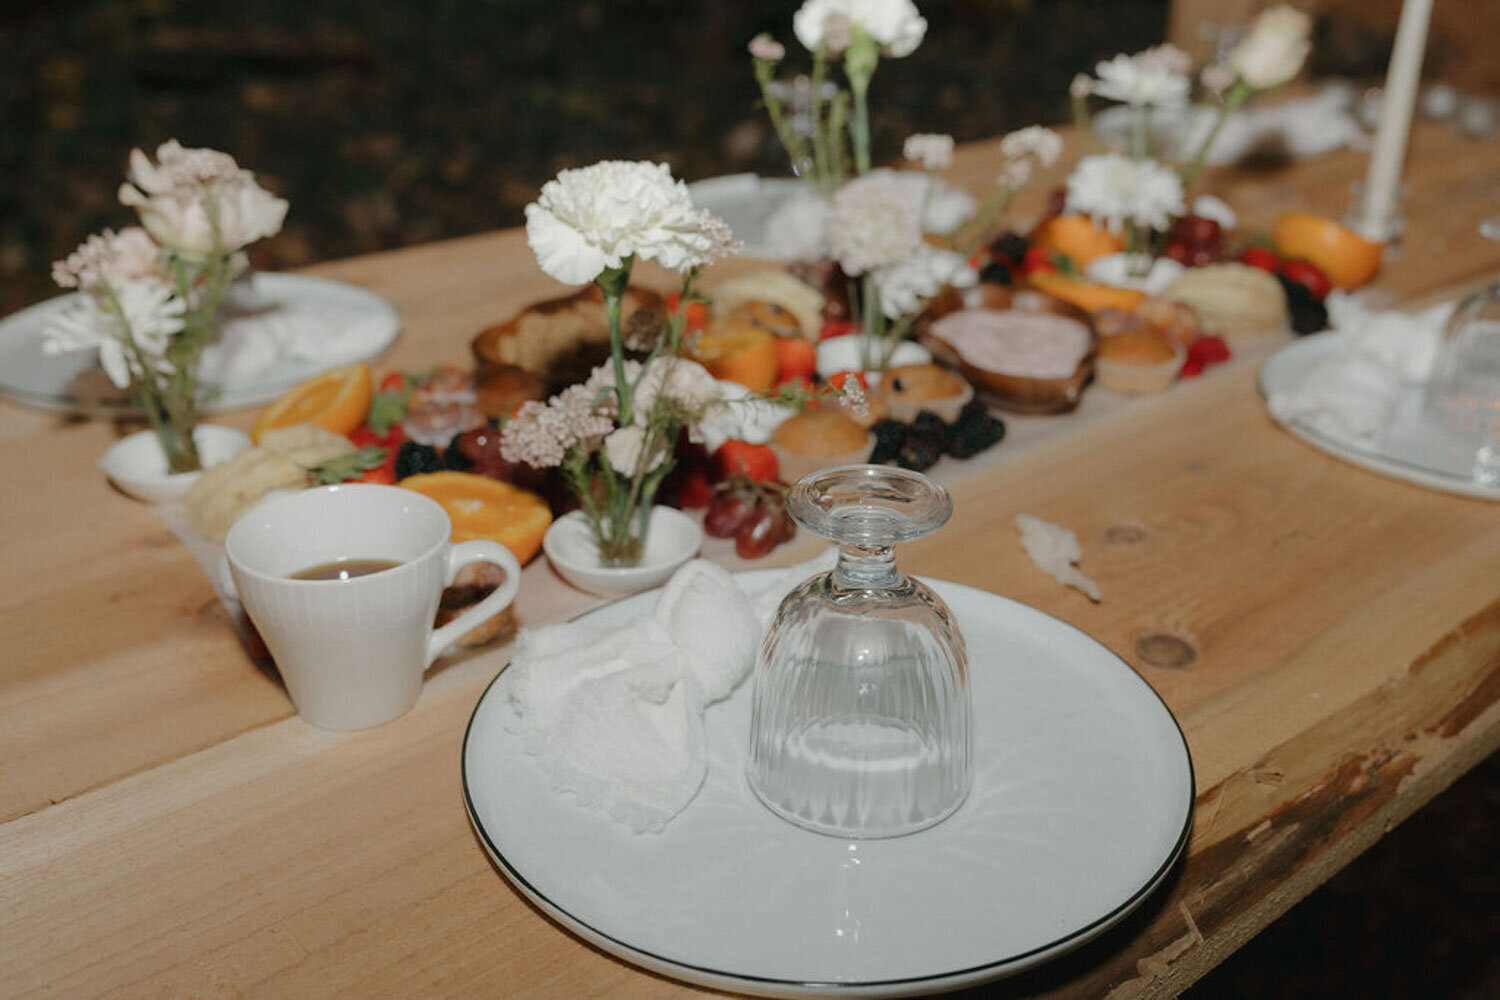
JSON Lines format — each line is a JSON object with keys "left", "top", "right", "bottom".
{"left": 1424, "top": 281, "right": 1500, "bottom": 486}
{"left": 747, "top": 465, "right": 972, "bottom": 838}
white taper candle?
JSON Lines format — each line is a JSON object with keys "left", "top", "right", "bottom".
{"left": 1357, "top": 0, "right": 1435, "bottom": 242}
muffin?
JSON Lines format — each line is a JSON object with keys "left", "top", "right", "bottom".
{"left": 1094, "top": 328, "right": 1185, "bottom": 395}
{"left": 876, "top": 363, "right": 974, "bottom": 423}
{"left": 770, "top": 408, "right": 875, "bottom": 483}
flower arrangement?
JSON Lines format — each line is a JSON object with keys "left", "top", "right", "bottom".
{"left": 1065, "top": 5, "right": 1313, "bottom": 267}
{"left": 502, "top": 160, "right": 738, "bottom": 564}
{"left": 44, "top": 141, "right": 288, "bottom": 473}
{"left": 750, "top": 0, "right": 1059, "bottom": 371}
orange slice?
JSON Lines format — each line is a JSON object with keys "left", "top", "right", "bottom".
{"left": 687, "top": 325, "right": 779, "bottom": 392}
{"left": 1272, "top": 212, "right": 1384, "bottom": 289}
{"left": 1030, "top": 214, "right": 1126, "bottom": 268}
{"left": 252, "top": 362, "right": 373, "bottom": 444}
{"left": 1028, "top": 270, "right": 1147, "bottom": 314}
{"left": 397, "top": 471, "right": 552, "bottom": 564}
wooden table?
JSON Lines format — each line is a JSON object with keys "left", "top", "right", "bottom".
{"left": 3, "top": 119, "right": 1498, "bottom": 999}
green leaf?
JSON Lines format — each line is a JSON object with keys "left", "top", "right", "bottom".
{"left": 366, "top": 388, "right": 408, "bottom": 436}
{"left": 307, "top": 446, "right": 386, "bottom": 485}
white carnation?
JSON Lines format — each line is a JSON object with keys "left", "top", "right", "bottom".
{"left": 1091, "top": 47, "right": 1191, "bottom": 109}
{"left": 793, "top": 0, "right": 927, "bottom": 58}
{"left": 826, "top": 174, "right": 922, "bottom": 276}
{"left": 118, "top": 140, "right": 287, "bottom": 255}
{"left": 525, "top": 160, "right": 735, "bottom": 285}
{"left": 1230, "top": 4, "right": 1312, "bottom": 90}
{"left": 1065, "top": 153, "right": 1185, "bottom": 235}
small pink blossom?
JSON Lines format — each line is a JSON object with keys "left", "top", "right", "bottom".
{"left": 748, "top": 33, "right": 785, "bottom": 60}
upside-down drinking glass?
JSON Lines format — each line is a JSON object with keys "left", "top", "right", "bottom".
{"left": 747, "top": 465, "right": 972, "bottom": 838}
{"left": 1424, "top": 282, "right": 1500, "bottom": 486}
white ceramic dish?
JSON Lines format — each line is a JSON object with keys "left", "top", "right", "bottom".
{"left": 1259, "top": 332, "right": 1500, "bottom": 501}
{"left": 99, "top": 425, "right": 251, "bottom": 503}
{"left": 463, "top": 575, "right": 1194, "bottom": 998}
{"left": 542, "top": 506, "right": 704, "bottom": 598}
{"left": 0, "top": 273, "right": 401, "bottom": 415}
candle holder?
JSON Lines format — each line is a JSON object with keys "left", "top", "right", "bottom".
{"left": 746, "top": 465, "right": 972, "bottom": 839}
{"left": 1423, "top": 283, "right": 1500, "bottom": 487}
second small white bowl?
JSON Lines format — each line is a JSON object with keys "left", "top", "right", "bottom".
{"left": 543, "top": 506, "right": 703, "bottom": 599}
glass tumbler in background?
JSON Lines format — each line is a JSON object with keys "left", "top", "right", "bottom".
{"left": 1423, "top": 283, "right": 1500, "bottom": 486}
{"left": 747, "top": 465, "right": 972, "bottom": 839}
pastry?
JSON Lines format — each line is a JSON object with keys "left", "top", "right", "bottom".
{"left": 706, "top": 268, "right": 824, "bottom": 337}
{"left": 1094, "top": 328, "right": 1185, "bottom": 395}
{"left": 1160, "top": 263, "right": 1286, "bottom": 336}
{"left": 875, "top": 363, "right": 974, "bottom": 423}
{"left": 473, "top": 364, "right": 547, "bottom": 420}
{"left": 184, "top": 424, "right": 356, "bottom": 541}
{"left": 470, "top": 285, "right": 666, "bottom": 391}
{"left": 769, "top": 408, "right": 874, "bottom": 483}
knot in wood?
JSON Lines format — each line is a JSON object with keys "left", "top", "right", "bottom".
{"left": 1136, "top": 633, "right": 1197, "bottom": 669}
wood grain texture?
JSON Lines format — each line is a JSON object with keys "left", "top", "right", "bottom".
{"left": 1, "top": 119, "right": 1497, "bottom": 999}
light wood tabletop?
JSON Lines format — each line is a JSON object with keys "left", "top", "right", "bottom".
{"left": 3, "top": 118, "right": 1498, "bottom": 999}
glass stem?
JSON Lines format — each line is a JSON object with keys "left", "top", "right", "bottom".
{"left": 834, "top": 542, "right": 901, "bottom": 590}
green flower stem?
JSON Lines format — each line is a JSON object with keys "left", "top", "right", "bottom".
{"left": 754, "top": 57, "right": 814, "bottom": 178}
{"left": 1181, "top": 80, "right": 1251, "bottom": 188}
{"left": 845, "top": 29, "right": 879, "bottom": 176}
{"left": 1132, "top": 104, "right": 1151, "bottom": 160}
{"left": 596, "top": 262, "right": 634, "bottom": 425}
{"left": 809, "top": 47, "right": 833, "bottom": 190}
{"left": 953, "top": 184, "right": 1018, "bottom": 257}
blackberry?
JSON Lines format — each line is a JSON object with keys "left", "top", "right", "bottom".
{"left": 395, "top": 440, "right": 444, "bottom": 478}
{"left": 1275, "top": 273, "right": 1329, "bottom": 336}
{"left": 945, "top": 401, "right": 1006, "bottom": 458}
{"left": 898, "top": 412, "right": 947, "bottom": 471}
{"left": 869, "top": 419, "right": 908, "bottom": 465}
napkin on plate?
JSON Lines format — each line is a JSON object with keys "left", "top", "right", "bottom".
{"left": 1266, "top": 293, "right": 1452, "bottom": 447}
{"left": 197, "top": 280, "right": 393, "bottom": 388}
{"left": 505, "top": 552, "right": 836, "bottom": 833}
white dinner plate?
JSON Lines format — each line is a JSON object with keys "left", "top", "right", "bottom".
{"left": 0, "top": 273, "right": 401, "bottom": 414}
{"left": 462, "top": 576, "right": 1194, "bottom": 998}
{"left": 1259, "top": 332, "right": 1500, "bottom": 501}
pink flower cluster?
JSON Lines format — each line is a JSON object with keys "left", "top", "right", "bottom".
{"left": 499, "top": 383, "right": 615, "bottom": 469}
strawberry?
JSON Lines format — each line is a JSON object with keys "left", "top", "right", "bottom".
{"left": 1278, "top": 258, "right": 1333, "bottom": 301}
{"left": 1239, "top": 245, "right": 1281, "bottom": 273}
{"left": 818, "top": 319, "right": 859, "bottom": 341}
{"left": 715, "top": 440, "right": 780, "bottom": 483}
{"left": 773, "top": 335, "right": 818, "bottom": 383}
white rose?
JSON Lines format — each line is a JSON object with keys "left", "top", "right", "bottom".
{"left": 603, "top": 425, "right": 666, "bottom": 477}
{"left": 525, "top": 160, "right": 735, "bottom": 286}
{"left": 1229, "top": 5, "right": 1312, "bottom": 90}
{"left": 793, "top": 0, "right": 927, "bottom": 58}
{"left": 826, "top": 174, "right": 922, "bottom": 275}
{"left": 117, "top": 141, "right": 287, "bottom": 255}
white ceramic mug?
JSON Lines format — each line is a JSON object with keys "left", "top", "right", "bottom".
{"left": 225, "top": 483, "right": 521, "bottom": 731}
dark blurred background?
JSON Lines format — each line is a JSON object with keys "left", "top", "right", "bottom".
{"left": 3, "top": 2, "right": 1496, "bottom": 996}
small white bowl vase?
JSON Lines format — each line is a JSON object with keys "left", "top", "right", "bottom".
{"left": 99, "top": 425, "right": 251, "bottom": 503}
{"left": 543, "top": 506, "right": 704, "bottom": 598}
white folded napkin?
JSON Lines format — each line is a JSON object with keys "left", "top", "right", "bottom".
{"left": 506, "top": 552, "right": 836, "bottom": 833}
{"left": 198, "top": 281, "right": 393, "bottom": 388}
{"left": 1266, "top": 293, "right": 1452, "bottom": 447}
{"left": 1095, "top": 87, "right": 1366, "bottom": 165}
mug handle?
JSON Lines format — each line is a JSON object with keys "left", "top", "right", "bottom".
{"left": 424, "top": 540, "right": 523, "bottom": 669}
